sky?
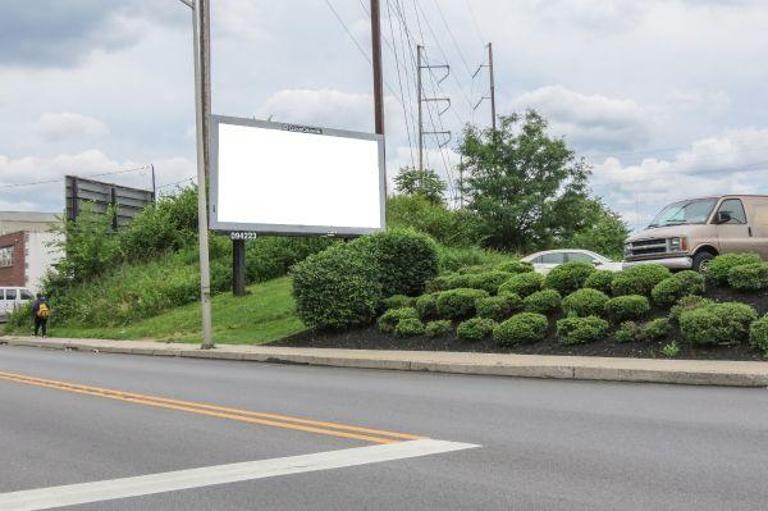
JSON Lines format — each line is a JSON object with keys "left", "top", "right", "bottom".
{"left": 2, "top": 0, "right": 768, "bottom": 232}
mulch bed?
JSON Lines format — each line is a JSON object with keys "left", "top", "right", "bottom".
{"left": 275, "top": 286, "right": 768, "bottom": 361}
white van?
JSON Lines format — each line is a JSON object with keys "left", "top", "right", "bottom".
{"left": 0, "top": 287, "right": 34, "bottom": 322}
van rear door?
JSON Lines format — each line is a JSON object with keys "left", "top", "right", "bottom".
{"left": 744, "top": 197, "right": 768, "bottom": 258}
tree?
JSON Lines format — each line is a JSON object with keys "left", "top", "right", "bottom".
{"left": 459, "top": 110, "right": 591, "bottom": 252}
{"left": 564, "top": 199, "right": 630, "bottom": 260}
{"left": 394, "top": 167, "right": 446, "bottom": 204}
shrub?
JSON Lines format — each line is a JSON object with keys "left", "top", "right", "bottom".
{"left": 377, "top": 307, "right": 419, "bottom": 333}
{"left": 498, "top": 272, "right": 544, "bottom": 298}
{"left": 475, "top": 294, "right": 521, "bottom": 321}
{"left": 493, "top": 313, "right": 549, "bottom": 346}
{"left": 660, "top": 341, "right": 681, "bottom": 358}
{"left": 415, "top": 293, "right": 440, "bottom": 319}
{"left": 727, "top": 263, "right": 768, "bottom": 291}
{"left": 643, "top": 317, "right": 671, "bottom": 341}
{"left": 457, "top": 318, "right": 497, "bottom": 341}
{"left": 456, "top": 264, "right": 495, "bottom": 274}
{"left": 350, "top": 228, "right": 439, "bottom": 297}
{"left": 523, "top": 289, "right": 562, "bottom": 314}
{"left": 557, "top": 316, "right": 610, "bottom": 345}
{"left": 604, "top": 295, "right": 650, "bottom": 322}
{"left": 425, "top": 274, "right": 455, "bottom": 293}
{"left": 435, "top": 245, "right": 511, "bottom": 273}
{"left": 386, "top": 195, "right": 482, "bottom": 248}
{"left": 425, "top": 319, "right": 452, "bottom": 337}
{"left": 562, "top": 289, "right": 609, "bottom": 317}
{"left": 445, "top": 271, "right": 512, "bottom": 294}
{"left": 292, "top": 244, "right": 381, "bottom": 330}
{"left": 615, "top": 321, "right": 642, "bottom": 343}
{"left": 749, "top": 315, "right": 768, "bottom": 356}
{"left": 651, "top": 271, "right": 705, "bottom": 306}
{"left": 394, "top": 318, "right": 426, "bottom": 337}
{"left": 583, "top": 270, "right": 615, "bottom": 294}
{"left": 670, "top": 295, "right": 713, "bottom": 322}
{"left": 543, "top": 262, "right": 595, "bottom": 294}
{"left": 611, "top": 265, "right": 672, "bottom": 297}
{"left": 436, "top": 288, "right": 489, "bottom": 319}
{"left": 496, "top": 260, "right": 534, "bottom": 274}
{"left": 679, "top": 302, "right": 758, "bottom": 345}
{"left": 245, "top": 236, "right": 333, "bottom": 284}
{"left": 382, "top": 295, "right": 414, "bottom": 311}
{"left": 708, "top": 252, "right": 762, "bottom": 285}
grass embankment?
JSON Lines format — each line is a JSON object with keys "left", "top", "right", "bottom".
{"left": 22, "top": 277, "right": 304, "bottom": 345}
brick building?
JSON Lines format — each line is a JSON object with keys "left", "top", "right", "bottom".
{"left": 0, "top": 213, "right": 63, "bottom": 292}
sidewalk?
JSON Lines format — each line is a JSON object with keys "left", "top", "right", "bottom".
{"left": 2, "top": 335, "right": 767, "bottom": 387}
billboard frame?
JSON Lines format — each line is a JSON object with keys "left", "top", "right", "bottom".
{"left": 209, "top": 115, "right": 386, "bottom": 237}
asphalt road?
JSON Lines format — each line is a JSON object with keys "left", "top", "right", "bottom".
{"left": 1, "top": 345, "right": 767, "bottom": 510}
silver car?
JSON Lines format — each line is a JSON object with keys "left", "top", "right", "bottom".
{"left": 521, "top": 249, "right": 623, "bottom": 275}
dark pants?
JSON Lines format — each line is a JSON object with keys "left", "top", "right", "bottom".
{"left": 34, "top": 317, "right": 47, "bottom": 336}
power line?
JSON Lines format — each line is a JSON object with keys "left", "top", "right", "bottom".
{"left": 0, "top": 164, "right": 152, "bottom": 190}
{"left": 385, "top": 0, "right": 416, "bottom": 168}
{"left": 463, "top": 0, "right": 486, "bottom": 46}
{"left": 431, "top": 0, "right": 473, "bottom": 78}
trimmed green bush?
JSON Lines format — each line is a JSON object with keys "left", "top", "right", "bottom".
{"left": 475, "top": 294, "right": 521, "bottom": 321}
{"left": 523, "top": 289, "right": 562, "bottom": 314}
{"left": 457, "top": 318, "right": 497, "bottom": 342}
{"left": 562, "top": 289, "right": 610, "bottom": 317}
{"left": 679, "top": 302, "right": 758, "bottom": 345}
{"left": 604, "top": 295, "right": 650, "bottom": 321}
{"left": 544, "top": 261, "right": 595, "bottom": 295}
{"left": 436, "top": 288, "right": 489, "bottom": 319}
{"left": 498, "top": 272, "right": 544, "bottom": 298}
{"left": 749, "top": 315, "right": 768, "bottom": 356}
{"left": 557, "top": 316, "right": 610, "bottom": 345}
{"left": 493, "top": 313, "right": 549, "bottom": 346}
{"left": 395, "top": 318, "right": 426, "bottom": 337}
{"left": 670, "top": 295, "right": 713, "bottom": 322}
{"left": 377, "top": 307, "right": 419, "bottom": 334}
{"left": 727, "top": 263, "right": 768, "bottom": 291}
{"left": 708, "top": 252, "right": 762, "bottom": 285}
{"left": 415, "top": 293, "right": 440, "bottom": 319}
{"left": 611, "top": 265, "right": 672, "bottom": 297}
{"left": 425, "top": 319, "right": 452, "bottom": 337}
{"left": 425, "top": 274, "right": 454, "bottom": 293}
{"left": 462, "top": 271, "right": 513, "bottom": 294}
{"left": 615, "top": 321, "right": 642, "bottom": 343}
{"left": 583, "top": 270, "right": 615, "bottom": 294}
{"left": 350, "top": 228, "right": 439, "bottom": 297}
{"left": 456, "top": 264, "right": 495, "bottom": 274}
{"left": 651, "top": 271, "right": 705, "bottom": 305}
{"left": 292, "top": 244, "right": 381, "bottom": 330}
{"left": 381, "top": 294, "right": 414, "bottom": 311}
{"left": 496, "top": 260, "right": 534, "bottom": 274}
{"left": 643, "top": 317, "right": 671, "bottom": 341}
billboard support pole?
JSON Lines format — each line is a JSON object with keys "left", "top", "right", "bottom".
{"left": 232, "top": 238, "right": 247, "bottom": 296}
{"left": 192, "top": 0, "right": 214, "bottom": 349}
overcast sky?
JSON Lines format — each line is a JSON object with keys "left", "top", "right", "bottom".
{"left": 2, "top": 0, "right": 768, "bottom": 231}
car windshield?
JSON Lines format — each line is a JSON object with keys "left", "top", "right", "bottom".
{"left": 648, "top": 199, "right": 717, "bottom": 228}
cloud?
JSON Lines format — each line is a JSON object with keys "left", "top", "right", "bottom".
{"left": 512, "top": 85, "right": 650, "bottom": 151}
{"left": 33, "top": 112, "right": 109, "bottom": 141}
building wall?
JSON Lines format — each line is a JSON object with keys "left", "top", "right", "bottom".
{"left": 25, "top": 232, "right": 64, "bottom": 293}
{"left": 0, "top": 211, "right": 61, "bottom": 235}
{"left": 0, "top": 232, "right": 26, "bottom": 287}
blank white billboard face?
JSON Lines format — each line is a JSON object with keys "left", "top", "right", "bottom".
{"left": 211, "top": 117, "right": 385, "bottom": 235}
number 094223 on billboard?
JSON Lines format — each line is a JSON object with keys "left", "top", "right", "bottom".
{"left": 210, "top": 116, "right": 386, "bottom": 237}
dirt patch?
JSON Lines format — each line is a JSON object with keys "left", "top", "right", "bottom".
{"left": 275, "top": 286, "right": 768, "bottom": 361}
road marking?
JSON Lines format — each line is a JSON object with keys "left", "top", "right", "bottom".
{"left": 0, "top": 439, "right": 479, "bottom": 511}
{"left": 0, "top": 370, "right": 419, "bottom": 444}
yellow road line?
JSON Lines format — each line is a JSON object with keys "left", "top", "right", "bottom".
{"left": 0, "top": 370, "right": 421, "bottom": 445}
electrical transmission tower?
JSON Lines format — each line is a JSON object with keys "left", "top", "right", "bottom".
{"left": 472, "top": 42, "right": 496, "bottom": 129}
{"left": 417, "top": 44, "right": 451, "bottom": 171}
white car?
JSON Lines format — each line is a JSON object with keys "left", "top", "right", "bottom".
{"left": 521, "top": 249, "right": 623, "bottom": 275}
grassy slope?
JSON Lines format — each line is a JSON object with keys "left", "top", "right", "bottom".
{"left": 38, "top": 277, "right": 305, "bottom": 345}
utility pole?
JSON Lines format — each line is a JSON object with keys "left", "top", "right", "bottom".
{"left": 370, "top": 0, "right": 386, "bottom": 196}
{"left": 417, "top": 45, "right": 451, "bottom": 171}
{"left": 150, "top": 164, "right": 157, "bottom": 201}
{"left": 192, "top": 0, "right": 214, "bottom": 349}
{"left": 473, "top": 42, "right": 497, "bottom": 129}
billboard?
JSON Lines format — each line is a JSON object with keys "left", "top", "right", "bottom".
{"left": 209, "top": 116, "right": 385, "bottom": 236}
{"left": 65, "top": 176, "right": 155, "bottom": 228}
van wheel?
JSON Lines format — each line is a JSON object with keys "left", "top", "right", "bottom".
{"left": 692, "top": 252, "right": 714, "bottom": 273}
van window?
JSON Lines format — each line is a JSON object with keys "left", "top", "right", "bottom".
{"left": 717, "top": 199, "right": 747, "bottom": 224}
{"left": 5, "top": 289, "right": 17, "bottom": 300}
{"left": 19, "top": 289, "right": 33, "bottom": 300}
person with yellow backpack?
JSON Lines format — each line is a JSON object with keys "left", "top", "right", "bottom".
{"left": 32, "top": 293, "right": 50, "bottom": 338}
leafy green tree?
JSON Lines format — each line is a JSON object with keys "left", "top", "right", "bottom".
{"left": 566, "top": 199, "right": 629, "bottom": 260}
{"left": 394, "top": 167, "right": 446, "bottom": 204}
{"left": 459, "top": 110, "right": 591, "bottom": 252}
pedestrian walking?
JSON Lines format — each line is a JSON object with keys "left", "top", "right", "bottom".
{"left": 32, "top": 293, "right": 50, "bottom": 338}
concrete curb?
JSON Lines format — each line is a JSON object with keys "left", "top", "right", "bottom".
{"left": 2, "top": 336, "right": 767, "bottom": 387}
